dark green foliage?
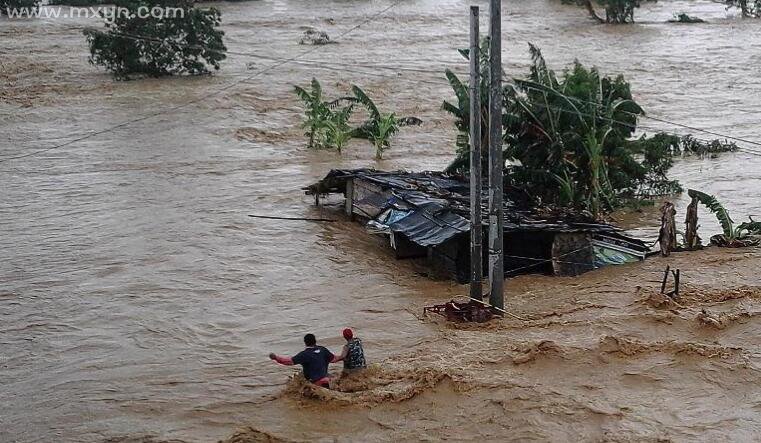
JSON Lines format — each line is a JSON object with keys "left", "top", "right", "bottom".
{"left": 564, "top": 0, "right": 651, "bottom": 23}
{"left": 629, "top": 133, "right": 682, "bottom": 197}
{"left": 502, "top": 44, "right": 660, "bottom": 217}
{"left": 687, "top": 189, "right": 761, "bottom": 247}
{"left": 294, "top": 78, "right": 331, "bottom": 149}
{"left": 293, "top": 79, "right": 418, "bottom": 157}
{"left": 688, "top": 189, "right": 734, "bottom": 239}
{"left": 442, "top": 43, "right": 738, "bottom": 217}
{"left": 668, "top": 13, "right": 706, "bottom": 23}
{"left": 0, "top": 0, "right": 40, "bottom": 15}
{"left": 441, "top": 37, "right": 492, "bottom": 174}
{"left": 601, "top": 0, "right": 642, "bottom": 23}
{"left": 323, "top": 104, "right": 355, "bottom": 154}
{"left": 83, "top": 0, "right": 226, "bottom": 80}
{"left": 676, "top": 135, "right": 738, "bottom": 155}
{"left": 726, "top": 0, "right": 761, "bottom": 18}
{"left": 350, "top": 85, "right": 400, "bottom": 159}
{"left": 737, "top": 217, "right": 761, "bottom": 236}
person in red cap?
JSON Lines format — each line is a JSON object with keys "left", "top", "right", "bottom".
{"left": 337, "top": 328, "right": 366, "bottom": 373}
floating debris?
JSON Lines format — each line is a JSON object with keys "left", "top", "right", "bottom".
{"left": 299, "top": 28, "right": 335, "bottom": 45}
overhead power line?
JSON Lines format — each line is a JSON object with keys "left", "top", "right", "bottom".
{"left": 3, "top": 7, "right": 761, "bottom": 162}
{"left": 0, "top": 0, "right": 407, "bottom": 164}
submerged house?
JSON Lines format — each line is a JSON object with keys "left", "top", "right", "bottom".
{"left": 306, "top": 169, "right": 648, "bottom": 283}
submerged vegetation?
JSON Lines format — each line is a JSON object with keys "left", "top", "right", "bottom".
{"left": 441, "top": 38, "right": 491, "bottom": 171}
{"left": 564, "top": 0, "right": 652, "bottom": 23}
{"left": 83, "top": 0, "right": 226, "bottom": 80}
{"left": 0, "top": 0, "right": 39, "bottom": 14}
{"left": 668, "top": 13, "right": 706, "bottom": 23}
{"left": 726, "top": 0, "right": 761, "bottom": 18}
{"left": 294, "top": 79, "right": 419, "bottom": 159}
{"left": 444, "top": 44, "right": 737, "bottom": 218}
{"left": 688, "top": 189, "right": 761, "bottom": 247}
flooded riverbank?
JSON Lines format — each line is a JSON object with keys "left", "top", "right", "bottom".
{"left": 3, "top": 0, "right": 761, "bottom": 441}
{"left": 222, "top": 246, "right": 761, "bottom": 442}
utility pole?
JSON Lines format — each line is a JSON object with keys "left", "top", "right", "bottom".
{"left": 487, "top": 0, "right": 504, "bottom": 310}
{"left": 468, "top": 6, "right": 483, "bottom": 301}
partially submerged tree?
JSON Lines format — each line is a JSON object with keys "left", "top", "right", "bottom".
{"left": 442, "top": 43, "right": 737, "bottom": 218}
{"left": 668, "top": 12, "right": 706, "bottom": 23}
{"left": 0, "top": 0, "right": 40, "bottom": 15}
{"left": 502, "top": 44, "right": 663, "bottom": 217}
{"left": 726, "top": 0, "right": 761, "bottom": 18}
{"left": 83, "top": 0, "right": 226, "bottom": 80}
{"left": 441, "top": 38, "right": 492, "bottom": 173}
{"left": 564, "top": 0, "right": 650, "bottom": 23}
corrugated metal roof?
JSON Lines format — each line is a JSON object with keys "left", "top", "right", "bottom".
{"left": 307, "top": 169, "right": 622, "bottom": 246}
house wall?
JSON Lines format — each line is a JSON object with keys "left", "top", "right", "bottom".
{"left": 551, "top": 233, "right": 595, "bottom": 276}
{"left": 350, "top": 178, "right": 391, "bottom": 220}
{"left": 428, "top": 234, "right": 470, "bottom": 283}
{"left": 504, "top": 231, "right": 555, "bottom": 276}
{"left": 391, "top": 232, "right": 427, "bottom": 259}
{"left": 428, "top": 230, "right": 597, "bottom": 281}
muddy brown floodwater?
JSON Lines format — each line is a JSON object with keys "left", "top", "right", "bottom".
{"left": 2, "top": 0, "right": 761, "bottom": 442}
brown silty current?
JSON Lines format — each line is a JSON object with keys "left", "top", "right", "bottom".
{"left": 3, "top": 0, "right": 761, "bottom": 441}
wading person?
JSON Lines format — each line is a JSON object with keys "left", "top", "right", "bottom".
{"left": 339, "top": 328, "right": 367, "bottom": 374}
{"left": 269, "top": 333, "right": 341, "bottom": 388}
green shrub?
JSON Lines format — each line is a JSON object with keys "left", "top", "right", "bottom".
{"left": 1, "top": 0, "right": 41, "bottom": 15}
{"left": 83, "top": 0, "right": 226, "bottom": 80}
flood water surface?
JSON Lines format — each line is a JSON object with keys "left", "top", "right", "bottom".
{"left": 3, "top": 0, "right": 761, "bottom": 441}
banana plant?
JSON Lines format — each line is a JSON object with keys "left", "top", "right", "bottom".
{"left": 441, "top": 38, "right": 492, "bottom": 174}
{"left": 294, "top": 78, "right": 330, "bottom": 149}
{"left": 350, "top": 85, "right": 417, "bottom": 159}
{"left": 370, "top": 113, "right": 399, "bottom": 159}
{"left": 323, "top": 104, "right": 354, "bottom": 154}
{"left": 687, "top": 189, "right": 761, "bottom": 247}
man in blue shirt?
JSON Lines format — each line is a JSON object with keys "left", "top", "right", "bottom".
{"left": 269, "top": 333, "right": 341, "bottom": 387}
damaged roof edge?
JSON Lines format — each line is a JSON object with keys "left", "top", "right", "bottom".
{"left": 306, "top": 168, "right": 637, "bottom": 247}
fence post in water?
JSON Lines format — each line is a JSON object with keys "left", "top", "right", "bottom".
{"left": 469, "top": 6, "right": 483, "bottom": 301}
{"left": 488, "top": 0, "right": 504, "bottom": 310}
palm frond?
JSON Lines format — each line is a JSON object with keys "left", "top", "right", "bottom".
{"left": 737, "top": 216, "right": 761, "bottom": 237}
{"left": 441, "top": 100, "right": 464, "bottom": 119}
{"left": 351, "top": 85, "right": 380, "bottom": 120}
{"left": 293, "top": 85, "right": 312, "bottom": 105}
{"left": 310, "top": 77, "right": 322, "bottom": 100}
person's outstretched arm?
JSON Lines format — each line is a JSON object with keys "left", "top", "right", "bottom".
{"left": 269, "top": 353, "right": 294, "bottom": 365}
{"left": 332, "top": 344, "right": 348, "bottom": 363}
{"left": 327, "top": 348, "right": 342, "bottom": 363}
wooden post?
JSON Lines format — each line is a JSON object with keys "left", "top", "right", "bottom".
{"left": 469, "top": 6, "right": 483, "bottom": 301}
{"left": 673, "top": 269, "right": 681, "bottom": 300}
{"left": 659, "top": 201, "right": 677, "bottom": 256}
{"left": 660, "top": 265, "right": 670, "bottom": 294}
{"left": 345, "top": 179, "right": 354, "bottom": 219}
{"left": 685, "top": 195, "right": 700, "bottom": 250}
{"left": 488, "top": 0, "right": 504, "bottom": 310}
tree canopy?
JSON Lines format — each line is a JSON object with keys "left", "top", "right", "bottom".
{"left": 443, "top": 44, "right": 735, "bottom": 218}
{"left": 564, "top": 0, "right": 651, "bottom": 23}
{"left": 83, "top": 0, "right": 226, "bottom": 80}
{"left": 1, "top": 0, "right": 40, "bottom": 15}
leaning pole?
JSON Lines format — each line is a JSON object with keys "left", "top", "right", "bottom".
{"left": 468, "top": 6, "right": 483, "bottom": 301}
{"left": 487, "top": 0, "right": 504, "bottom": 310}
